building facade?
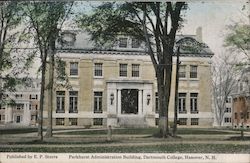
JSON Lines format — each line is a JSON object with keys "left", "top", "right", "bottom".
{"left": 43, "top": 30, "right": 214, "bottom": 128}
{"left": 232, "top": 67, "right": 250, "bottom": 128}
{"left": 0, "top": 79, "right": 40, "bottom": 126}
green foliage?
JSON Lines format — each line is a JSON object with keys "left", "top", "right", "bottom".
{"left": 225, "top": 24, "right": 250, "bottom": 56}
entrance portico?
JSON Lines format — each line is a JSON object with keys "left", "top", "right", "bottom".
{"left": 106, "top": 80, "right": 155, "bottom": 127}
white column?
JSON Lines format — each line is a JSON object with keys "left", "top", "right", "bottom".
{"left": 138, "top": 90, "right": 142, "bottom": 116}
{"left": 117, "top": 89, "right": 121, "bottom": 115}
{"left": 23, "top": 103, "right": 31, "bottom": 125}
{"left": 5, "top": 105, "right": 13, "bottom": 123}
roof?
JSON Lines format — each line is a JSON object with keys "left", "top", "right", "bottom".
{"left": 56, "top": 30, "right": 214, "bottom": 57}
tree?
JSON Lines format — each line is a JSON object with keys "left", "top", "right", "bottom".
{"left": 24, "top": 2, "right": 73, "bottom": 140}
{"left": 77, "top": 2, "right": 187, "bottom": 137}
{"left": 212, "top": 53, "right": 240, "bottom": 126}
{"left": 225, "top": 24, "right": 250, "bottom": 60}
{"left": 0, "top": 1, "right": 34, "bottom": 109}
{"left": 224, "top": 0, "right": 250, "bottom": 61}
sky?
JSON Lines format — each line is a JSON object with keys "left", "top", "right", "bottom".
{"left": 179, "top": 0, "right": 248, "bottom": 58}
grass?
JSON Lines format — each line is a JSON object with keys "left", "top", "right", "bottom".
{"left": 1, "top": 144, "right": 250, "bottom": 153}
{"left": 0, "top": 128, "right": 38, "bottom": 135}
{"left": 54, "top": 128, "right": 237, "bottom": 136}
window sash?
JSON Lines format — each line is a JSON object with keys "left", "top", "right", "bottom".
{"left": 94, "top": 63, "right": 103, "bottom": 76}
{"left": 178, "top": 93, "right": 186, "bottom": 113}
{"left": 179, "top": 118, "right": 187, "bottom": 125}
{"left": 56, "top": 91, "right": 65, "bottom": 113}
{"left": 190, "top": 93, "right": 198, "bottom": 113}
{"left": 120, "top": 64, "right": 127, "bottom": 77}
{"left": 69, "top": 118, "right": 77, "bottom": 125}
{"left": 69, "top": 91, "right": 78, "bottom": 113}
{"left": 190, "top": 65, "right": 197, "bottom": 78}
{"left": 119, "top": 38, "right": 128, "bottom": 48}
{"left": 179, "top": 65, "right": 186, "bottom": 78}
{"left": 132, "top": 64, "right": 140, "bottom": 77}
{"left": 191, "top": 118, "right": 199, "bottom": 125}
{"left": 94, "top": 92, "right": 103, "bottom": 113}
{"left": 155, "top": 92, "right": 159, "bottom": 113}
{"left": 56, "top": 118, "right": 65, "bottom": 125}
{"left": 70, "top": 62, "right": 78, "bottom": 75}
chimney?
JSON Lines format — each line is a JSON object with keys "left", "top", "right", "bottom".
{"left": 196, "top": 26, "right": 202, "bottom": 42}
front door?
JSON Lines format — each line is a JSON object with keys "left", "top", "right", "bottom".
{"left": 121, "top": 89, "right": 138, "bottom": 114}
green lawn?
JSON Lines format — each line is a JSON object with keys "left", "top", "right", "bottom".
{"left": 1, "top": 144, "right": 249, "bottom": 153}
{"left": 54, "top": 128, "right": 238, "bottom": 135}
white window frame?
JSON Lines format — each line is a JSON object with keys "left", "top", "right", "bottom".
{"left": 119, "top": 64, "right": 127, "bottom": 77}
{"left": 56, "top": 91, "right": 65, "bottom": 113}
{"left": 179, "top": 65, "right": 186, "bottom": 78}
{"left": 70, "top": 62, "right": 78, "bottom": 76}
{"left": 94, "top": 63, "right": 103, "bottom": 77}
{"left": 118, "top": 37, "right": 128, "bottom": 48}
{"left": 132, "top": 64, "right": 140, "bottom": 77}
{"left": 69, "top": 91, "right": 78, "bottom": 113}
{"left": 190, "top": 65, "right": 198, "bottom": 78}
{"left": 178, "top": 93, "right": 186, "bottom": 113}
{"left": 190, "top": 93, "right": 198, "bottom": 113}
{"left": 94, "top": 92, "right": 103, "bottom": 113}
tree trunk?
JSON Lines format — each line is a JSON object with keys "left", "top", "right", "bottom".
{"left": 173, "top": 47, "right": 180, "bottom": 137}
{"left": 45, "top": 30, "right": 57, "bottom": 138}
{"left": 157, "top": 58, "right": 173, "bottom": 138}
{"left": 45, "top": 51, "right": 54, "bottom": 138}
{"left": 38, "top": 52, "right": 48, "bottom": 141}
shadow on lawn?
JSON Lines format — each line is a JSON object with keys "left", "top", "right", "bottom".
{"left": 227, "top": 136, "right": 250, "bottom": 141}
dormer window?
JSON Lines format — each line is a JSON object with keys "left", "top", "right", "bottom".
{"left": 132, "top": 38, "right": 141, "bottom": 48}
{"left": 60, "top": 32, "right": 76, "bottom": 47}
{"left": 119, "top": 37, "right": 128, "bottom": 48}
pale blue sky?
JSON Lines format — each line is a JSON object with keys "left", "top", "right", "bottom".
{"left": 180, "top": 0, "right": 248, "bottom": 56}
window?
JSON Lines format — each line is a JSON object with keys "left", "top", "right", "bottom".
{"left": 70, "top": 62, "right": 78, "bottom": 76}
{"left": 155, "top": 118, "right": 159, "bottom": 126}
{"left": 178, "top": 93, "right": 186, "bottom": 113}
{"left": 69, "top": 91, "right": 78, "bottom": 113}
{"left": 35, "top": 105, "right": 38, "bottom": 110}
{"left": 94, "top": 63, "right": 103, "bottom": 77}
{"left": 226, "top": 97, "right": 232, "bottom": 103}
{"left": 119, "top": 37, "right": 128, "bottom": 48}
{"left": 190, "top": 93, "right": 198, "bottom": 113}
{"left": 31, "top": 115, "right": 37, "bottom": 121}
{"left": 15, "top": 94, "right": 23, "bottom": 99}
{"left": 190, "top": 65, "right": 197, "bottom": 78}
{"left": 132, "top": 64, "right": 140, "bottom": 77}
{"left": 94, "top": 92, "right": 103, "bottom": 113}
{"left": 119, "top": 64, "right": 127, "bottom": 77}
{"left": 16, "top": 115, "right": 22, "bottom": 123}
{"left": 247, "top": 112, "right": 250, "bottom": 119}
{"left": 155, "top": 92, "right": 159, "bottom": 113}
{"left": 93, "top": 118, "right": 103, "bottom": 125}
{"left": 235, "top": 112, "right": 238, "bottom": 119}
{"left": 56, "top": 118, "right": 65, "bottom": 125}
{"left": 0, "top": 114, "right": 5, "bottom": 121}
{"left": 241, "top": 112, "right": 244, "bottom": 119}
{"left": 30, "top": 94, "right": 37, "bottom": 99}
{"left": 179, "top": 118, "right": 187, "bottom": 125}
{"left": 179, "top": 65, "right": 186, "bottom": 78}
{"left": 56, "top": 91, "right": 65, "bottom": 113}
{"left": 224, "top": 117, "right": 232, "bottom": 123}
{"left": 132, "top": 38, "right": 141, "bottom": 48}
{"left": 191, "top": 118, "right": 199, "bottom": 125}
{"left": 69, "top": 118, "right": 78, "bottom": 126}
{"left": 225, "top": 107, "right": 231, "bottom": 113}
{"left": 16, "top": 104, "right": 24, "bottom": 110}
